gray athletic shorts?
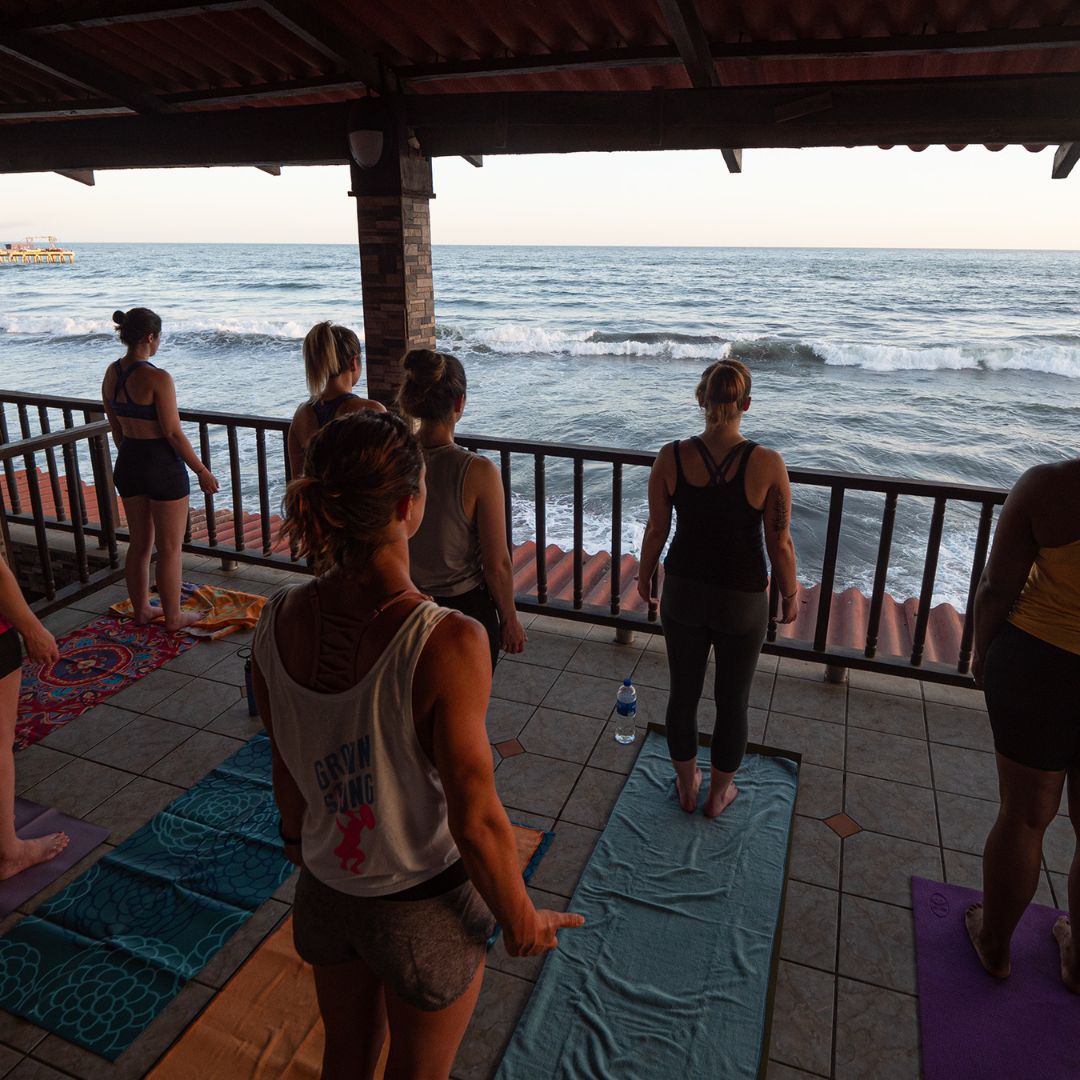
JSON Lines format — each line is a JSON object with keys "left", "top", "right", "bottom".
{"left": 293, "top": 867, "right": 495, "bottom": 1011}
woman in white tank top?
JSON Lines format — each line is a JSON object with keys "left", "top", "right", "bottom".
{"left": 252, "top": 412, "right": 582, "bottom": 1080}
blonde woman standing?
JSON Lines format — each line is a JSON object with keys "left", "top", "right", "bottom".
{"left": 287, "top": 321, "right": 385, "bottom": 477}
{"left": 638, "top": 358, "right": 799, "bottom": 817}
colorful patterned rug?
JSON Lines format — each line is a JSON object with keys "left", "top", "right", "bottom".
{"left": 16, "top": 615, "right": 196, "bottom": 752}
{"left": 148, "top": 823, "right": 555, "bottom": 1080}
{"left": 0, "top": 733, "right": 294, "bottom": 1060}
{"left": 110, "top": 582, "right": 267, "bottom": 641}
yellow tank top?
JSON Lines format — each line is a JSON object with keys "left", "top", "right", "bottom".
{"left": 1008, "top": 539, "right": 1080, "bottom": 656}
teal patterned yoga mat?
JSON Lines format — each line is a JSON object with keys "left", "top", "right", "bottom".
{"left": 496, "top": 731, "right": 798, "bottom": 1080}
{"left": 0, "top": 733, "right": 293, "bottom": 1060}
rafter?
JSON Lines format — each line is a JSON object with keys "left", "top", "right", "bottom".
{"left": 10, "top": 2, "right": 255, "bottom": 33}
{"left": 0, "top": 23, "right": 167, "bottom": 113}
{"left": 1052, "top": 142, "right": 1079, "bottom": 179}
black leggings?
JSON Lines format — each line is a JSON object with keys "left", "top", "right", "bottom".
{"left": 433, "top": 583, "right": 500, "bottom": 671}
{"left": 660, "top": 574, "right": 768, "bottom": 773}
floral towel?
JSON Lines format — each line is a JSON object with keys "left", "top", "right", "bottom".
{"left": 110, "top": 582, "right": 267, "bottom": 640}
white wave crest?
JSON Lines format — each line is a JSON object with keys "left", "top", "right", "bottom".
{"left": 815, "top": 343, "right": 977, "bottom": 372}
{"left": 982, "top": 346, "right": 1080, "bottom": 379}
{"left": 463, "top": 323, "right": 732, "bottom": 359}
{"left": 0, "top": 314, "right": 312, "bottom": 340}
{"left": 0, "top": 315, "right": 112, "bottom": 337}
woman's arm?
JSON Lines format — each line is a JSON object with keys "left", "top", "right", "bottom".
{"left": 0, "top": 558, "right": 58, "bottom": 664}
{"left": 972, "top": 471, "right": 1040, "bottom": 685}
{"left": 421, "top": 615, "right": 583, "bottom": 956}
{"left": 762, "top": 451, "right": 799, "bottom": 623}
{"left": 637, "top": 444, "right": 675, "bottom": 604}
{"left": 252, "top": 657, "right": 306, "bottom": 865}
{"left": 471, "top": 457, "right": 526, "bottom": 654}
{"left": 154, "top": 372, "right": 220, "bottom": 494}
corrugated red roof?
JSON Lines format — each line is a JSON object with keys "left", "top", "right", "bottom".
{"left": 4, "top": 466, "right": 966, "bottom": 666}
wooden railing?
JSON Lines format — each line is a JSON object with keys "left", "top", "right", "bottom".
{"left": 0, "top": 390, "right": 1007, "bottom": 685}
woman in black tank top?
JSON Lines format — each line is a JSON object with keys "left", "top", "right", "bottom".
{"left": 637, "top": 359, "right": 799, "bottom": 817}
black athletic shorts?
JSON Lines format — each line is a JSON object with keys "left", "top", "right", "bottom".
{"left": 113, "top": 437, "right": 190, "bottom": 502}
{"left": 0, "top": 626, "right": 22, "bottom": 678}
{"left": 983, "top": 621, "right": 1080, "bottom": 772}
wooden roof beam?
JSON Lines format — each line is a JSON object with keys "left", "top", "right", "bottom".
{"left": 10, "top": 2, "right": 255, "bottom": 34}
{"left": 656, "top": 0, "right": 741, "bottom": 172}
{"left": 0, "top": 23, "right": 167, "bottom": 113}
{"left": 54, "top": 169, "right": 95, "bottom": 186}
{"left": 253, "top": 0, "right": 391, "bottom": 93}
{"left": 399, "top": 28, "right": 1080, "bottom": 84}
{"left": 1053, "top": 142, "right": 1079, "bottom": 179}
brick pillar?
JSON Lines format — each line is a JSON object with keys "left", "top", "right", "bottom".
{"left": 350, "top": 132, "right": 435, "bottom": 408}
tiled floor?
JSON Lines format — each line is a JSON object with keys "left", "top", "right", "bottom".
{"left": 1, "top": 559, "right": 1068, "bottom": 1079}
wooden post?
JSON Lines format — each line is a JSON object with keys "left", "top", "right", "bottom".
{"left": 349, "top": 99, "right": 436, "bottom": 407}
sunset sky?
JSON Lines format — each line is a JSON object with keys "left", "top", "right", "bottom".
{"left": 0, "top": 144, "right": 1076, "bottom": 250}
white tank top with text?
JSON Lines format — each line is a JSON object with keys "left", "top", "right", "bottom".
{"left": 253, "top": 590, "right": 459, "bottom": 897}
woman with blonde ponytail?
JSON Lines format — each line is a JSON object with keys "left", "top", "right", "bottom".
{"left": 638, "top": 357, "right": 799, "bottom": 818}
{"left": 287, "top": 320, "right": 384, "bottom": 477}
{"left": 254, "top": 412, "right": 581, "bottom": 1079}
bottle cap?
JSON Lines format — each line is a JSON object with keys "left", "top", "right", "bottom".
{"left": 623, "top": 677, "right": 632, "bottom": 686}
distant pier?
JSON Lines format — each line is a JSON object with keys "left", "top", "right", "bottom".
{"left": 1, "top": 236, "right": 75, "bottom": 265}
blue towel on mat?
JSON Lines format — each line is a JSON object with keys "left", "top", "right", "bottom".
{"left": 496, "top": 732, "right": 797, "bottom": 1080}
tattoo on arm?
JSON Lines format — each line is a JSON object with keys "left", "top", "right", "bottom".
{"left": 771, "top": 489, "right": 789, "bottom": 532}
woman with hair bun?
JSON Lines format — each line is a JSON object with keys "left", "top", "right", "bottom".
{"left": 638, "top": 357, "right": 799, "bottom": 817}
{"left": 253, "top": 411, "right": 581, "bottom": 1079}
{"left": 287, "top": 320, "right": 384, "bottom": 478}
{"left": 395, "top": 349, "right": 526, "bottom": 669}
{"left": 102, "top": 307, "right": 219, "bottom": 631}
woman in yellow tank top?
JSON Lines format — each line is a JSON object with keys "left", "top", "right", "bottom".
{"left": 968, "top": 456, "right": 1080, "bottom": 994}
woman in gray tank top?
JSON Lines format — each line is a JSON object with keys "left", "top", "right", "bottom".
{"left": 396, "top": 349, "right": 527, "bottom": 668}
{"left": 253, "top": 413, "right": 582, "bottom": 1079}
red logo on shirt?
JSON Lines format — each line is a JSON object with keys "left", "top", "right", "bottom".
{"left": 334, "top": 804, "right": 377, "bottom": 874}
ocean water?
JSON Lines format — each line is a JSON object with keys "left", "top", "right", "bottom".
{"left": 1, "top": 242, "right": 1078, "bottom": 606}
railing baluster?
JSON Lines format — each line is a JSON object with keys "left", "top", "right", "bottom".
{"left": 199, "top": 422, "right": 217, "bottom": 548}
{"left": 767, "top": 575, "right": 779, "bottom": 643}
{"left": 62, "top": 408, "right": 88, "bottom": 525}
{"left": 534, "top": 454, "right": 547, "bottom": 605}
{"left": 256, "top": 428, "right": 272, "bottom": 556}
{"left": 911, "top": 496, "right": 948, "bottom": 667}
{"left": 17, "top": 403, "right": 30, "bottom": 440}
{"left": 648, "top": 565, "right": 659, "bottom": 622}
{"left": 499, "top": 449, "right": 513, "bottom": 554}
{"left": 61, "top": 439, "right": 89, "bottom": 582}
{"left": 0, "top": 408, "right": 20, "bottom": 513}
{"left": 91, "top": 431, "right": 119, "bottom": 567}
{"left": 22, "top": 448, "right": 55, "bottom": 599}
{"left": 37, "top": 407, "right": 65, "bottom": 522}
{"left": 610, "top": 461, "right": 622, "bottom": 615}
{"left": 813, "top": 486, "right": 845, "bottom": 652}
{"left": 865, "top": 490, "right": 899, "bottom": 657}
{"left": 572, "top": 456, "right": 583, "bottom": 609}
{"left": 957, "top": 501, "right": 995, "bottom": 674}
{"left": 227, "top": 425, "right": 244, "bottom": 553}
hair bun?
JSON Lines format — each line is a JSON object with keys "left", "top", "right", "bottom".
{"left": 403, "top": 349, "right": 444, "bottom": 384}
{"left": 112, "top": 309, "right": 126, "bottom": 325}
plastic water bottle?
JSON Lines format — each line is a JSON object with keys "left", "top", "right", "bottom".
{"left": 614, "top": 677, "right": 637, "bottom": 744}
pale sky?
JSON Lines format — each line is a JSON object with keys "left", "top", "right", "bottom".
{"left": 0, "top": 145, "right": 1077, "bottom": 249}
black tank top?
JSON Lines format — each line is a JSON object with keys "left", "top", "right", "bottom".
{"left": 663, "top": 437, "right": 768, "bottom": 592}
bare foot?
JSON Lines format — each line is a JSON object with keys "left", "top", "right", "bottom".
{"left": 1053, "top": 916, "right": 1080, "bottom": 993}
{"left": 163, "top": 610, "right": 206, "bottom": 633}
{"left": 965, "top": 904, "right": 1010, "bottom": 978}
{"left": 703, "top": 782, "right": 739, "bottom": 818}
{"left": 0, "top": 832, "right": 69, "bottom": 881}
{"left": 675, "top": 768, "right": 701, "bottom": 813}
{"left": 132, "top": 606, "right": 161, "bottom": 626}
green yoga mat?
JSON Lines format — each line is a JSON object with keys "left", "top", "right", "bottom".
{"left": 0, "top": 733, "right": 294, "bottom": 1060}
{"left": 496, "top": 731, "right": 798, "bottom": 1080}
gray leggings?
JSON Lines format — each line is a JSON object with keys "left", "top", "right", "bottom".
{"left": 660, "top": 574, "right": 769, "bottom": 773}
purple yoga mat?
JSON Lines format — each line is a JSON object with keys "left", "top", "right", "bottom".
{"left": 912, "top": 876, "right": 1080, "bottom": 1080}
{"left": 0, "top": 799, "right": 110, "bottom": 919}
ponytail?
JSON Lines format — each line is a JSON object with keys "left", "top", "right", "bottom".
{"left": 303, "top": 321, "right": 361, "bottom": 399}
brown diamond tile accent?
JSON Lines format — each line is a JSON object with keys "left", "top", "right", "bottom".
{"left": 825, "top": 812, "right": 862, "bottom": 839}
{"left": 495, "top": 739, "right": 525, "bottom": 759}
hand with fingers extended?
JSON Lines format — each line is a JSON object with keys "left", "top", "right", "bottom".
{"left": 505, "top": 908, "right": 586, "bottom": 957}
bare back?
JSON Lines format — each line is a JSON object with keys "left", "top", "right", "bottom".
{"left": 1023, "top": 460, "right": 1080, "bottom": 547}
{"left": 101, "top": 361, "right": 167, "bottom": 441}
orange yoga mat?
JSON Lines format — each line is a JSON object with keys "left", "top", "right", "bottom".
{"left": 149, "top": 824, "right": 550, "bottom": 1080}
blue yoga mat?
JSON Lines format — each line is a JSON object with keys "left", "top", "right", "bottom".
{"left": 496, "top": 731, "right": 798, "bottom": 1080}
{"left": 0, "top": 733, "right": 293, "bottom": 1060}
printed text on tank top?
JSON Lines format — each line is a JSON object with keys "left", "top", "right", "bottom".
{"left": 110, "top": 360, "right": 158, "bottom": 421}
